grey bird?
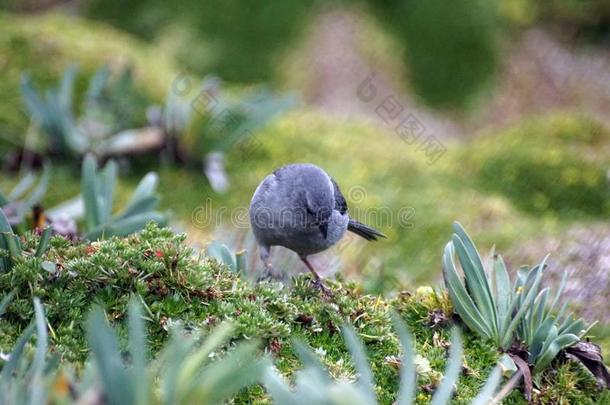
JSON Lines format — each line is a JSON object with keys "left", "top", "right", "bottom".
{"left": 249, "top": 163, "right": 386, "bottom": 291}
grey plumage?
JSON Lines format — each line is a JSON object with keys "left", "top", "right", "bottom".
{"left": 249, "top": 163, "right": 386, "bottom": 287}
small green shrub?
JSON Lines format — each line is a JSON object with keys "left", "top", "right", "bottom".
{"left": 0, "top": 294, "right": 507, "bottom": 405}
{"left": 0, "top": 293, "right": 508, "bottom": 404}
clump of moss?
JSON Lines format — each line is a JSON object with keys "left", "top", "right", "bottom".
{"left": 461, "top": 114, "right": 610, "bottom": 218}
{"left": 1, "top": 223, "right": 607, "bottom": 403}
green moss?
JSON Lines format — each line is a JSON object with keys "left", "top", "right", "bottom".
{"left": 0, "top": 11, "right": 178, "bottom": 151}
{"left": 0, "top": 224, "right": 607, "bottom": 403}
{"left": 459, "top": 114, "right": 610, "bottom": 218}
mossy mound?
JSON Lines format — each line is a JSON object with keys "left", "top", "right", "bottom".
{"left": 0, "top": 11, "right": 178, "bottom": 151}
{"left": 459, "top": 114, "right": 610, "bottom": 218}
{"left": 1, "top": 223, "right": 607, "bottom": 404}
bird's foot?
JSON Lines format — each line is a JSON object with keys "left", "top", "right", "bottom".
{"left": 312, "top": 277, "right": 333, "bottom": 298}
{"left": 257, "top": 266, "right": 286, "bottom": 283}
{"left": 257, "top": 267, "right": 274, "bottom": 282}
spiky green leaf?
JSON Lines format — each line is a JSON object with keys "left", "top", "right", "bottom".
{"left": 86, "top": 306, "right": 134, "bottom": 405}
{"left": 342, "top": 325, "right": 377, "bottom": 404}
{"left": 493, "top": 254, "right": 511, "bottom": 336}
{"left": 82, "top": 154, "right": 100, "bottom": 230}
{"left": 442, "top": 242, "right": 492, "bottom": 339}
{"left": 452, "top": 234, "right": 498, "bottom": 338}
{"left": 431, "top": 328, "right": 463, "bottom": 405}
{"left": 471, "top": 366, "right": 502, "bottom": 405}
{"left": 98, "top": 160, "right": 118, "bottom": 224}
{"left": 533, "top": 334, "right": 579, "bottom": 374}
{"left": 0, "top": 289, "right": 16, "bottom": 318}
{"left": 34, "top": 227, "right": 53, "bottom": 259}
{"left": 128, "top": 299, "right": 149, "bottom": 405}
{"left": 392, "top": 312, "right": 416, "bottom": 405}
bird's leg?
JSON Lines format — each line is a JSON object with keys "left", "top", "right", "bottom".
{"left": 257, "top": 245, "right": 275, "bottom": 281}
{"left": 300, "top": 256, "right": 332, "bottom": 296}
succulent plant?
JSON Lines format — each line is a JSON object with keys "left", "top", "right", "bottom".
{"left": 0, "top": 208, "right": 52, "bottom": 273}
{"left": 0, "top": 165, "right": 50, "bottom": 228}
{"left": 0, "top": 298, "right": 50, "bottom": 405}
{"left": 21, "top": 66, "right": 86, "bottom": 156}
{"left": 442, "top": 222, "right": 549, "bottom": 350}
{"left": 514, "top": 269, "right": 594, "bottom": 375}
{"left": 206, "top": 240, "right": 248, "bottom": 274}
{"left": 46, "top": 154, "right": 168, "bottom": 240}
{"left": 172, "top": 76, "right": 297, "bottom": 192}
{"left": 20, "top": 66, "right": 295, "bottom": 193}
{"left": 21, "top": 65, "right": 151, "bottom": 158}
{"left": 80, "top": 154, "right": 167, "bottom": 240}
{"left": 0, "top": 297, "right": 265, "bottom": 405}
{"left": 443, "top": 222, "right": 608, "bottom": 398}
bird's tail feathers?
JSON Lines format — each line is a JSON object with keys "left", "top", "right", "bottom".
{"left": 347, "top": 219, "right": 386, "bottom": 241}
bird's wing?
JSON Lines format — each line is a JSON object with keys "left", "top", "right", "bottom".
{"left": 330, "top": 178, "right": 348, "bottom": 215}
{"left": 302, "top": 175, "right": 341, "bottom": 240}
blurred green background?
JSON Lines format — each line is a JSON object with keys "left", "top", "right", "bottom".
{"left": 0, "top": 0, "right": 608, "bottom": 328}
